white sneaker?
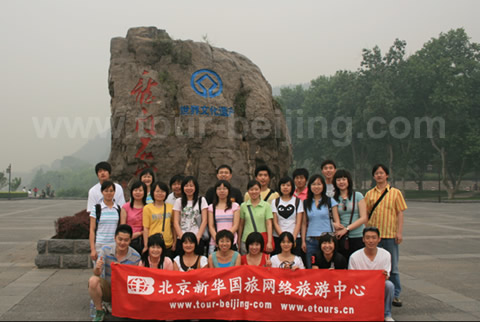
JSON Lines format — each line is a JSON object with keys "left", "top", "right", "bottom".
{"left": 385, "top": 316, "right": 395, "bottom": 322}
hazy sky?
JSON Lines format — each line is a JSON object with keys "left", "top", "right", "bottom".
{"left": 2, "top": 0, "right": 480, "bottom": 173}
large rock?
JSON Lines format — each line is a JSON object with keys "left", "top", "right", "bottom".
{"left": 108, "top": 27, "right": 292, "bottom": 193}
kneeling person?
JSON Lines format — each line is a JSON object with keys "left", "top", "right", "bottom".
{"left": 349, "top": 227, "right": 395, "bottom": 322}
{"left": 88, "top": 224, "right": 140, "bottom": 321}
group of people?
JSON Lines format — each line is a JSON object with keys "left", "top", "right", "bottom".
{"left": 87, "top": 160, "right": 407, "bottom": 322}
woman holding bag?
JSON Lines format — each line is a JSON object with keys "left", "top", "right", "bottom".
{"left": 333, "top": 169, "right": 367, "bottom": 260}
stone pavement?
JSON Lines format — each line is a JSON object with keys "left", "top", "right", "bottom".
{"left": 0, "top": 199, "right": 479, "bottom": 321}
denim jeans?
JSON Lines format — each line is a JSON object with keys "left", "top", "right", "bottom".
{"left": 379, "top": 238, "right": 401, "bottom": 297}
{"left": 305, "top": 237, "right": 320, "bottom": 269}
{"left": 385, "top": 280, "right": 395, "bottom": 318}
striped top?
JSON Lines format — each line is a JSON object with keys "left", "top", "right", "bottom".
{"left": 98, "top": 244, "right": 140, "bottom": 283}
{"left": 89, "top": 202, "right": 120, "bottom": 251}
{"left": 365, "top": 184, "right": 407, "bottom": 238}
{"left": 208, "top": 202, "right": 240, "bottom": 246}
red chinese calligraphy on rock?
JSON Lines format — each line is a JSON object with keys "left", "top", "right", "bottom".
{"left": 131, "top": 71, "right": 158, "bottom": 105}
{"left": 112, "top": 265, "right": 384, "bottom": 321}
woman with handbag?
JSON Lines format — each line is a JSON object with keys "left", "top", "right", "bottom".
{"left": 120, "top": 181, "right": 147, "bottom": 254}
{"left": 173, "top": 176, "right": 208, "bottom": 256}
{"left": 238, "top": 180, "right": 274, "bottom": 255}
{"left": 333, "top": 169, "right": 367, "bottom": 260}
{"left": 301, "top": 174, "right": 341, "bottom": 269}
{"left": 207, "top": 180, "right": 240, "bottom": 254}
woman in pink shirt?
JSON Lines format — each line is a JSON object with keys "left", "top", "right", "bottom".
{"left": 120, "top": 181, "right": 146, "bottom": 254}
{"left": 139, "top": 233, "right": 173, "bottom": 270}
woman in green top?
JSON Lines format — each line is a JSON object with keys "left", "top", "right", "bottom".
{"left": 333, "top": 169, "right": 368, "bottom": 260}
{"left": 238, "top": 180, "right": 274, "bottom": 255}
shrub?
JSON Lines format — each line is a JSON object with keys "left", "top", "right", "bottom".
{"left": 53, "top": 209, "right": 90, "bottom": 239}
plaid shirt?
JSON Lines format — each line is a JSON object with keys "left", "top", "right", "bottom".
{"left": 365, "top": 184, "right": 407, "bottom": 238}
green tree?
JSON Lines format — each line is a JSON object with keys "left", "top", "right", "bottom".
{"left": 11, "top": 177, "right": 21, "bottom": 191}
{"left": 0, "top": 172, "right": 6, "bottom": 189}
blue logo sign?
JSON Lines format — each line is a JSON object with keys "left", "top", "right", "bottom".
{"left": 190, "top": 69, "right": 223, "bottom": 98}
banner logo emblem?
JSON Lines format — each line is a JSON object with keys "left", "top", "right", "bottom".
{"left": 127, "top": 276, "right": 155, "bottom": 295}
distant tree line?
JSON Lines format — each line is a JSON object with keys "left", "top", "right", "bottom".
{"left": 277, "top": 29, "right": 480, "bottom": 199}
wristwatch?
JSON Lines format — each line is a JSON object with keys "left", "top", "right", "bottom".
{"left": 346, "top": 227, "right": 350, "bottom": 232}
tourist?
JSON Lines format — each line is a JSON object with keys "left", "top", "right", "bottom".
{"left": 292, "top": 168, "right": 309, "bottom": 201}
{"left": 207, "top": 180, "right": 240, "bottom": 254}
{"left": 311, "top": 233, "right": 347, "bottom": 269}
{"left": 270, "top": 232, "right": 305, "bottom": 270}
{"left": 87, "top": 161, "right": 125, "bottom": 214}
{"left": 165, "top": 174, "right": 184, "bottom": 205}
{"left": 142, "top": 182, "right": 175, "bottom": 257}
{"left": 333, "top": 169, "right": 368, "bottom": 260}
{"left": 321, "top": 160, "right": 337, "bottom": 198}
{"left": 139, "top": 233, "right": 173, "bottom": 270}
{"left": 241, "top": 232, "right": 271, "bottom": 267}
{"left": 89, "top": 181, "right": 121, "bottom": 262}
{"left": 365, "top": 164, "right": 407, "bottom": 308}
{"left": 138, "top": 168, "right": 155, "bottom": 204}
{"left": 88, "top": 224, "right": 140, "bottom": 322}
{"left": 173, "top": 232, "right": 208, "bottom": 271}
{"left": 205, "top": 165, "right": 243, "bottom": 204}
{"left": 238, "top": 180, "right": 274, "bottom": 254}
{"left": 120, "top": 181, "right": 147, "bottom": 254}
{"left": 244, "top": 165, "right": 279, "bottom": 202}
{"left": 302, "top": 174, "right": 341, "bottom": 268}
{"left": 208, "top": 230, "right": 241, "bottom": 268}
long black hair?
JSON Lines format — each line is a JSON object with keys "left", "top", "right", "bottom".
{"left": 141, "top": 233, "right": 166, "bottom": 269}
{"left": 213, "top": 180, "right": 232, "bottom": 210}
{"left": 333, "top": 169, "right": 354, "bottom": 201}
{"left": 179, "top": 232, "right": 199, "bottom": 256}
{"left": 305, "top": 174, "right": 328, "bottom": 211}
{"left": 181, "top": 176, "right": 200, "bottom": 209}
{"left": 129, "top": 181, "right": 147, "bottom": 208}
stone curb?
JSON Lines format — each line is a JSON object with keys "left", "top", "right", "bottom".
{"left": 35, "top": 239, "right": 92, "bottom": 269}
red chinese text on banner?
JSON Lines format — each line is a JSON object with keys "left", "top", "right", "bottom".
{"left": 111, "top": 264, "right": 384, "bottom": 321}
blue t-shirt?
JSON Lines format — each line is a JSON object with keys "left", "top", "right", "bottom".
{"left": 306, "top": 198, "right": 338, "bottom": 236}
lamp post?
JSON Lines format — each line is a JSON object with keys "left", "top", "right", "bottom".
{"left": 6, "top": 164, "right": 11, "bottom": 200}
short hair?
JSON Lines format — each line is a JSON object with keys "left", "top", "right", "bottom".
{"left": 129, "top": 181, "right": 147, "bottom": 208}
{"left": 247, "top": 180, "right": 261, "bottom": 191}
{"left": 115, "top": 224, "right": 132, "bottom": 237}
{"left": 95, "top": 162, "right": 111, "bottom": 175}
{"left": 333, "top": 169, "right": 353, "bottom": 200}
{"left": 255, "top": 165, "right": 272, "bottom": 177}
{"left": 151, "top": 181, "right": 169, "bottom": 202}
{"left": 292, "top": 168, "right": 309, "bottom": 180}
{"left": 318, "top": 233, "right": 337, "bottom": 249}
{"left": 372, "top": 164, "right": 389, "bottom": 176}
{"left": 245, "top": 232, "right": 264, "bottom": 252}
{"left": 363, "top": 227, "right": 381, "bottom": 237}
{"left": 216, "top": 164, "right": 232, "bottom": 174}
{"left": 278, "top": 176, "right": 295, "bottom": 197}
{"left": 321, "top": 160, "right": 336, "bottom": 169}
{"left": 180, "top": 232, "right": 199, "bottom": 255}
{"left": 278, "top": 231, "right": 295, "bottom": 244}
{"left": 216, "top": 229, "right": 234, "bottom": 246}
{"left": 100, "top": 180, "right": 115, "bottom": 192}
{"left": 169, "top": 174, "right": 185, "bottom": 187}
{"left": 139, "top": 168, "right": 156, "bottom": 182}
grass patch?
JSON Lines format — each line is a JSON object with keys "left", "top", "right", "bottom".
{"left": 0, "top": 192, "right": 28, "bottom": 198}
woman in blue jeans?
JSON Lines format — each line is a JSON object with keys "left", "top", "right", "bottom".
{"left": 301, "top": 174, "right": 341, "bottom": 268}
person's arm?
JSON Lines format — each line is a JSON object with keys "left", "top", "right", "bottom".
{"left": 208, "top": 254, "right": 214, "bottom": 268}
{"left": 93, "top": 256, "right": 104, "bottom": 276}
{"left": 396, "top": 210, "right": 404, "bottom": 244}
{"left": 331, "top": 206, "right": 343, "bottom": 231}
{"left": 120, "top": 208, "right": 127, "bottom": 225}
{"left": 350, "top": 198, "right": 368, "bottom": 230}
{"left": 197, "top": 206, "right": 208, "bottom": 243}
{"left": 89, "top": 216, "right": 97, "bottom": 261}
{"left": 234, "top": 253, "right": 242, "bottom": 266}
{"left": 142, "top": 227, "right": 149, "bottom": 254}
{"left": 173, "top": 209, "right": 183, "bottom": 240}
{"left": 238, "top": 218, "right": 245, "bottom": 246}
{"left": 173, "top": 260, "right": 180, "bottom": 271}
{"left": 265, "top": 218, "right": 273, "bottom": 253}
{"left": 293, "top": 211, "right": 303, "bottom": 241}
{"left": 301, "top": 211, "right": 307, "bottom": 253}
{"left": 208, "top": 208, "right": 217, "bottom": 242}
{"left": 231, "top": 208, "right": 240, "bottom": 235}
{"left": 272, "top": 212, "right": 282, "bottom": 235}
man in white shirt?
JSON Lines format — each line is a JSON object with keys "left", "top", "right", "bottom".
{"left": 87, "top": 162, "right": 126, "bottom": 213}
{"left": 321, "top": 160, "right": 336, "bottom": 198}
{"left": 349, "top": 227, "right": 395, "bottom": 322}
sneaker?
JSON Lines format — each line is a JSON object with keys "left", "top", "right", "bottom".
{"left": 93, "top": 310, "right": 105, "bottom": 322}
{"left": 102, "top": 302, "right": 112, "bottom": 313}
{"left": 392, "top": 297, "right": 403, "bottom": 307}
{"left": 384, "top": 316, "right": 395, "bottom": 321}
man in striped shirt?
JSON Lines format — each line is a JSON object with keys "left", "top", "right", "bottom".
{"left": 88, "top": 224, "right": 140, "bottom": 321}
{"left": 365, "top": 164, "right": 407, "bottom": 308}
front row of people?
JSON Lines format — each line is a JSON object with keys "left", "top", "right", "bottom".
{"left": 88, "top": 225, "right": 395, "bottom": 321}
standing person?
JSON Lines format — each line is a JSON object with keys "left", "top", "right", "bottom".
{"left": 365, "top": 164, "right": 407, "bottom": 308}
{"left": 271, "top": 176, "right": 304, "bottom": 258}
{"left": 89, "top": 181, "right": 121, "bottom": 262}
{"left": 173, "top": 232, "right": 208, "bottom": 271}
{"left": 238, "top": 180, "right": 274, "bottom": 254}
{"left": 139, "top": 168, "right": 155, "bottom": 204}
{"left": 241, "top": 232, "right": 271, "bottom": 266}
{"left": 302, "top": 174, "right": 341, "bottom": 269}
{"left": 172, "top": 176, "right": 208, "bottom": 255}
{"left": 33, "top": 187, "right": 38, "bottom": 198}
{"left": 143, "top": 182, "right": 175, "bottom": 257}
{"left": 139, "top": 233, "right": 173, "bottom": 270}
{"left": 333, "top": 169, "right": 368, "bottom": 260}
{"left": 87, "top": 162, "right": 126, "bottom": 214}
{"left": 207, "top": 180, "right": 240, "bottom": 254}
{"left": 270, "top": 232, "right": 305, "bottom": 270}
{"left": 349, "top": 227, "right": 395, "bottom": 322}
{"left": 321, "top": 160, "right": 337, "bottom": 198}
{"left": 311, "top": 233, "right": 347, "bottom": 269}
{"left": 205, "top": 165, "right": 244, "bottom": 204}
{"left": 292, "top": 168, "right": 309, "bottom": 201}
{"left": 208, "top": 230, "right": 241, "bottom": 268}
{"left": 120, "top": 181, "right": 147, "bottom": 254}
{"left": 244, "top": 165, "right": 279, "bottom": 203}
{"left": 88, "top": 224, "right": 140, "bottom": 322}
{"left": 165, "top": 174, "right": 184, "bottom": 205}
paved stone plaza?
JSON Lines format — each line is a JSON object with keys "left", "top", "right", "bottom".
{"left": 0, "top": 199, "right": 479, "bottom": 321}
